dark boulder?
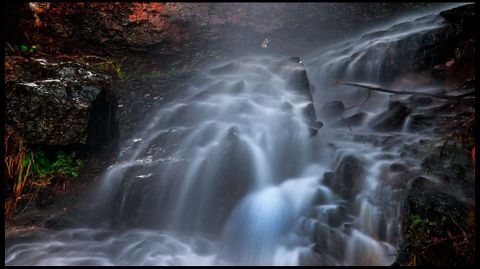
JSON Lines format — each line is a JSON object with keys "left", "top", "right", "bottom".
{"left": 369, "top": 101, "right": 411, "bottom": 131}
{"left": 5, "top": 57, "right": 119, "bottom": 150}
{"left": 278, "top": 57, "right": 322, "bottom": 136}
{"left": 332, "top": 111, "right": 367, "bottom": 127}
{"left": 406, "top": 95, "right": 434, "bottom": 106}
{"left": 406, "top": 114, "right": 434, "bottom": 131}
{"left": 323, "top": 155, "right": 366, "bottom": 202}
{"left": 440, "top": 3, "right": 475, "bottom": 31}
{"left": 390, "top": 162, "right": 407, "bottom": 172}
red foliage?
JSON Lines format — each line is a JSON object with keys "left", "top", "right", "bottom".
{"left": 128, "top": 3, "right": 166, "bottom": 25}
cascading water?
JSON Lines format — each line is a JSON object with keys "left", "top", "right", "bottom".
{"left": 5, "top": 4, "right": 464, "bottom": 266}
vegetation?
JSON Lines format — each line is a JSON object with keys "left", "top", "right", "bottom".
{"left": 4, "top": 131, "right": 84, "bottom": 219}
{"left": 19, "top": 44, "right": 39, "bottom": 53}
{"left": 87, "top": 56, "right": 129, "bottom": 80}
{"left": 403, "top": 207, "right": 474, "bottom": 266}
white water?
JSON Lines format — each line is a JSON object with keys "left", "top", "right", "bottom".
{"left": 5, "top": 5, "right": 460, "bottom": 266}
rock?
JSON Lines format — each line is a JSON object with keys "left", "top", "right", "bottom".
{"left": 277, "top": 57, "right": 321, "bottom": 136}
{"left": 14, "top": 3, "right": 447, "bottom": 59}
{"left": 210, "top": 62, "right": 239, "bottom": 75}
{"left": 323, "top": 155, "right": 365, "bottom": 202}
{"left": 5, "top": 57, "right": 119, "bottom": 149}
{"left": 390, "top": 163, "right": 407, "bottom": 172}
{"left": 332, "top": 112, "right": 367, "bottom": 127}
{"left": 399, "top": 176, "right": 472, "bottom": 264}
{"left": 406, "top": 95, "right": 434, "bottom": 106}
{"left": 35, "top": 187, "right": 56, "bottom": 208}
{"left": 440, "top": 3, "right": 475, "bottom": 27}
{"left": 407, "top": 114, "right": 434, "bottom": 131}
{"left": 369, "top": 101, "right": 411, "bottom": 131}
{"left": 319, "top": 101, "right": 345, "bottom": 121}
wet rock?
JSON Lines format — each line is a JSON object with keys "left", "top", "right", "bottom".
{"left": 407, "top": 114, "right": 434, "bottom": 131}
{"left": 35, "top": 187, "right": 56, "bottom": 208}
{"left": 323, "top": 155, "right": 365, "bottom": 202}
{"left": 369, "top": 101, "right": 411, "bottom": 131}
{"left": 332, "top": 112, "right": 367, "bottom": 127}
{"left": 280, "top": 101, "right": 294, "bottom": 111}
{"left": 284, "top": 57, "right": 314, "bottom": 99}
{"left": 319, "top": 101, "right": 345, "bottom": 121}
{"left": 44, "top": 215, "right": 75, "bottom": 229}
{"left": 440, "top": 3, "right": 475, "bottom": 28}
{"left": 277, "top": 57, "right": 320, "bottom": 136}
{"left": 5, "top": 57, "right": 119, "bottom": 149}
{"left": 390, "top": 163, "right": 407, "bottom": 172}
{"left": 406, "top": 95, "right": 434, "bottom": 106}
{"left": 210, "top": 62, "right": 239, "bottom": 75}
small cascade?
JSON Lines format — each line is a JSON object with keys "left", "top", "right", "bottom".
{"left": 5, "top": 4, "right": 464, "bottom": 266}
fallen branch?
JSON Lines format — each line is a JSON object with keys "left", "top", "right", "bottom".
{"left": 332, "top": 80, "right": 475, "bottom": 100}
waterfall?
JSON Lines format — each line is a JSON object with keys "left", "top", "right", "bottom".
{"left": 5, "top": 5, "right": 460, "bottom": 266}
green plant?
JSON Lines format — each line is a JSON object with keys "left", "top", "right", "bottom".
{"left": 411, "top": 214, "right": 423, "bottom": 226}
{"left": 19, "top": 44, "right": 38, "bottom": 53}
{"left": 4, "top": 137, "right": 84, "bottom": 219}
{"left": 29, "top": 149, "right": 83, "bottom": 178}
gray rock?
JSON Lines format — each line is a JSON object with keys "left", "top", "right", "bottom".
{"left": 390, "top": 163, "right": 407, "bottom": 172}
{"left": 320, "top": 101, "right": 345, "bottom": 121}
{"left": 406, "top": 95, "right": 434, "bottom": 106}
{"left": 407, "top": 114, "right": 434, "bottom": 131}
{"left": 279, "top": 57, "right": 322, "bottom": 136}
{"left": 369, "top": 101, "right": 411, "bottom": 131}
{"left": 332, "top": 111, "right": 367, "bottom": 127}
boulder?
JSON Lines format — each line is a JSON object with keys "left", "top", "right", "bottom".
{"left": 406, "top": 114, "right": 434, "bottom": 131}
{"left": 5, "top": 57, "right": 119, "bottom": 149}
{"left": 323, "top": 155, "right": 365, "bottom": 202}
{"left": 406, "top": 95, "right": 434, "bottom": 106}
{"left": 369, "top": 101, "right": 411, "bottom": 131}
{"left": 332, "top": 111, "right": 367, "bottom": 127}
{"left": 280, "top": 57, "right": 322, "bottom": 136}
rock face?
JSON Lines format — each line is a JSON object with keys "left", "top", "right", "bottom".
{"left": 6, "top": 3, "right": 447, "bottom": 58}
{"left": 5, "top": 57, "right": 119, "bottom": 149}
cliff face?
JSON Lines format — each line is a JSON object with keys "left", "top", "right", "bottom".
{"left": 7, "top": 3, "right": 446, "bottom": 58}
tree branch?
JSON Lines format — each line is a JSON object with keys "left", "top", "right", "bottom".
{"left": 332, "top": 80, "right": 475, "bottom": 100}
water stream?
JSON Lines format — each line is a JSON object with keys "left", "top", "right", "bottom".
{"left": 5, "top": 5, "right": 462, "bottom": 266}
